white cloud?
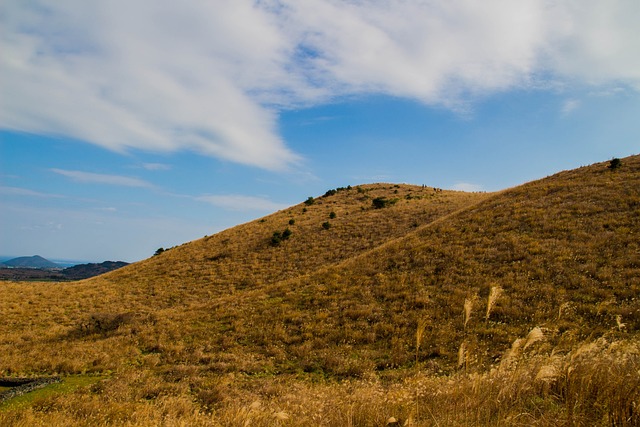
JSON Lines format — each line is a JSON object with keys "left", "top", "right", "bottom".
{"left": 0, "top": 1, "right": 300, "bottom": 171}
{"left": 2, "top": 1, "right": 639, "bottom": 170}
{"left": 196, "top": 194, "right": 288, "bottom": 212}
{"left": 50, "top": 169, "right": 153, "bottom": 188}
{"left": 545, "top": 0, "right": 640, "bottom": 89}
{"left": 281, "top": 0, "right": 544, "bottom": 104}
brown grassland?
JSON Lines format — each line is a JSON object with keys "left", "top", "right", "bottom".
{"left": 1, "top": 155, "right": 639, "bottom": 426}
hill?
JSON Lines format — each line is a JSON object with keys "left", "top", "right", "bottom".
{"left": 59, "top": 261, "right": 129, "bottom": 281}
{"left": 0, "top": 261, "right": 129, "bottom": 281}
{"left": 0, "top": 155, "right": 639, "bottom": 426}
{"left": 1, "top": 255, "right": 59, "bottom": 269}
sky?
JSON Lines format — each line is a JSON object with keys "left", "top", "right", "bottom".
{"left": 1, "top": 0, "right": 639, "bottom": 263}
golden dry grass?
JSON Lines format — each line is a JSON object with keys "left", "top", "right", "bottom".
{"left": 1, "top": 155, "right": 639, "bottom": 425}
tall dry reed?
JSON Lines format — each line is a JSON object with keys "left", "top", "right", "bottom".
{"left": 415, "top": 318, "right": 429, "bottom": 364}
{"left": 485, "top": 285, "right": 503, "bottom": 321}
{"left": 463, "top": 297, "right": 473, "bottom": 330}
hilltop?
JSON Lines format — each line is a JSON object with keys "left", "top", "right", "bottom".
{"left": 1, "top": 155, "right": 639, "bottom": 426}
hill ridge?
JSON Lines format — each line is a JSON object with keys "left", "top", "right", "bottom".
{"left": 93, "top": 183, "right": 485, "bottom": 299}
{"left": 237, "top": 189, "right": 496, "bottom": 300}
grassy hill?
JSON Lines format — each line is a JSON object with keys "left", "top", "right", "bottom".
{"left": 1, "top": 156, "right": 639, "bottom": 426}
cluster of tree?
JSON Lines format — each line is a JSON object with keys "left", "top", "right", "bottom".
{"left": 270, "top": 228, "right": 292, "bottom": 246}
{"left": 323, "top": 185, "right": 352, "bottom": 198}
{"left": 372, "top": 197, "right": 397, "bottom": 209}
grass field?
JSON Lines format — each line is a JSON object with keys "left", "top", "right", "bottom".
{"left": 1, "top": 155, "right": 639, "bottom": 425}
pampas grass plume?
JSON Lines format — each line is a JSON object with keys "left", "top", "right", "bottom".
{"left": 463, "top": 297, "right": 473, "bottom": 329}
{"left": 485, "top": 285, "right": 503, "bottom": 321}
{"left": 524, "top": 327, "right": 544, "bottom": 350}
{"left": 415, "top": 317, "right": 429, "bottom": 363}
{"left": 458, "top": 342, "right": 467, "bottom": 369}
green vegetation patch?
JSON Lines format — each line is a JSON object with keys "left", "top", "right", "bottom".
{"left": 0, "top": 375, "right": 105, "bottom": 412}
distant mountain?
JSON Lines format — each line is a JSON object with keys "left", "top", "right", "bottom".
{"left": 61, "top": 261, "right": 129, "bottom": 280}
{"left": 2, "top": 255, "right": 60, "bottom": 269}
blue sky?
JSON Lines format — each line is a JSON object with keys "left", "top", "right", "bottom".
{"left": 1, "top": 1, "right": 639, "bottom": 263}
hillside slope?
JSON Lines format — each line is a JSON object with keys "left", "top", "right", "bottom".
{"left": 1, "top": 184, "right": 485, "bottom": 372}
{"left": 1, "top": 155, "right": 639, "bottom": 426}
{"left": 128, "top": 154, "right": 637, "bottom": 379}
{"left": 209, "top": 155, "right": 639, "bottom": 375}
{"left": 87, "top": 184, "right": 485, "bottom": 309}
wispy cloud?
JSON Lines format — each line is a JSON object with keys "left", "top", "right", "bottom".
{"left": 50, "top": 169, "right": 153, "bottom": 188}
{"left": 561, "top": 99, "right": 581, "bottom": 116}
{"left": 0, "top": 186, "right": 65, "bottom": 198}
{"left": 141, "top": 163, "right": 172, "bottom": 171}
{"left": 196, "top": 194, "right": 288, "bottom": 212}
{"left": 2, "top": 1, "right": 639, "bottom": 170}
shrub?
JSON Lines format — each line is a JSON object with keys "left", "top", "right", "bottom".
{"left": 322, "top": 222, "right": 331, "bottom": 230}
{"left": 324, "top": 187, "right": 350, "bottom": 197}
{"left": 271, "top": 228, "right": 292, "bottom": 246}
{"left": 329, "top": 211, "right": 337, "bottom": 219}
{"left": 289, "top": 219, "right": 295, "bottom": 225}
{"left": 154, "top": 247, "right": 165, "bottom": 256}
{"left": 79, "top": 312, "right": 134, "bottom": 335}
{"left": 372, "top": 197, "right": 396, "bottom": 209}
{"left": 609, "top": 158, "right": 622, "bottom": 170}
{"left": 282, "top": 228, "right": 292, "bottom": 240}
{"left": 304, "top": 197, "right": 315, "bottom": 206}
{"left": 270, "top": 231, "right": 283, "bottom": 246}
